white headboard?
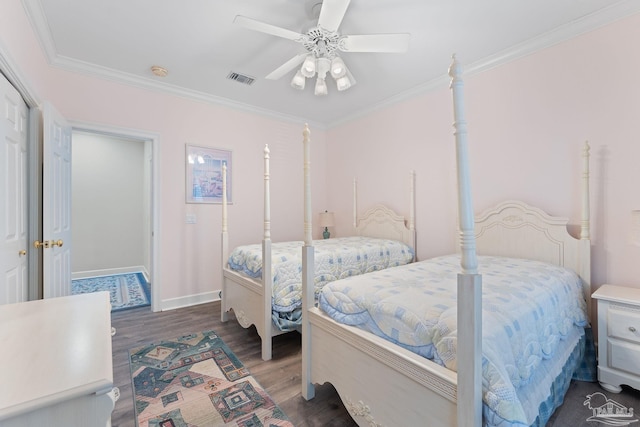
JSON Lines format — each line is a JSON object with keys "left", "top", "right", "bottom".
{"left": 355, "top": 204, "right": 415, "bottom": 250}
{"left": 474, "top": 200, "right": 592, "bottom": 319}
{"left": 352, "top": 171, "right": 416, "bottom": 253}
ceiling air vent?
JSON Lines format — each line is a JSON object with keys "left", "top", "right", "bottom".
{"left": 227, "top": 72, "right": 255, "bottom": 86}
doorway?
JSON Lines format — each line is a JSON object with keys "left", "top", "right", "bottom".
{"left": 69, "top": 123, "right": 161, "bottom": 312}
{"left": 70, "top": 131, "right": 152, "bottom": 310}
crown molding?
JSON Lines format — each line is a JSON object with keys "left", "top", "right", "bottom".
{"left": 463, "top": 0, "right": 640, "bottom": 76}
{"left": 21, "top": 0, "right": 57, "bottom": 65}
{"left": 0, "top": 38, "right": 40, "bottom": 107}
{"left": 329, "top": 1, "right": 640, "bottom": 128}
{"left": 20, "top": 0, "right": 326, "bottom": 130}
{"left": 51, "top": 54, "right": 326, "bottom": 130}
{"left": 21, "top": 0, "right": 640, "bottom": 130}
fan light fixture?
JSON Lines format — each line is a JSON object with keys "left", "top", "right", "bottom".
{"left": 234, "top": 0, "right": 410, "bottom": 97}
{"left": 291, "top": 70, "right": 306, "bottom": 90}
{"left": 336, "top": 75, "right": 351, "bottom": 91}
{"left": 314, "top": 77, "right": 328, "bottom": 96}
{"left": 290, "top": 54, "right": 354, "bottom": 95}
{"left": 301, "top": 55, "right": 316, "bottom": 77}
{"left": 330, "top": 57, "right": 346, "bottom": 78}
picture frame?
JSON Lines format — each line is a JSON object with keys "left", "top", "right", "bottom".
{"left": 185, "top": 144, "right": 232, "bottom": 204}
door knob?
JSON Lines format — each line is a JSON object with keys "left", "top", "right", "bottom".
{"left": 33, "top": 240, "right": 63, "bottom": 249}
{"left": 19, "top": 250, "right": 27, "bottom": 256}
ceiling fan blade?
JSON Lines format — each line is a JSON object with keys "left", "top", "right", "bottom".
{"left": 234, "top": 15, "right": 304, "bottom": 42}
{"left": 339, "top": 34, "right": 411, "bottom": 53}
{"left": 266, "top": 54, "right": 307, "bottom": 80}
{"left": 317, "top": 0, "right": 351, "bottom": 32}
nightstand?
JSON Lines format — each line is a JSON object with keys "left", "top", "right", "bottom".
{"left": 592, "top": 285, "right": 640, "bottom": 393}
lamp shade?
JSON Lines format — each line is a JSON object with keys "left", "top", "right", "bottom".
{"left": 314, "top": 77, "right": 328, "bottom": 96}
{"left": 291, "top": 70, "right": 306, "bottom": 90}
{"left": 301, "top": 55, "right": 316, "bottom": 78}
{"left": 319, "top": 211, "right": 335, "bottom": 227}
{"left": 336, "top": 75, "right": 351, "bottom": 91}
{"left": 330, "top": 56, "right": 346, "bottom": 79}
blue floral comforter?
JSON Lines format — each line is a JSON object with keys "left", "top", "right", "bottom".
{"left": 228, "top": 236, "right": 414, "bottom": 313}
{"left": 319, "top": 255, "right": 589, "bottom": 426}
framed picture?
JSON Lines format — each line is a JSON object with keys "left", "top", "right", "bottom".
{"left": 185, "top": 144, "right": 232, "bottom": 204}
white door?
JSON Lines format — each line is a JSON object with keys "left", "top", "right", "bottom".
{"left": 41, "top": 102, "right": 72, "bottom": 298}
{"left": 0, "top": 73, "right": 29, "bottom": 305}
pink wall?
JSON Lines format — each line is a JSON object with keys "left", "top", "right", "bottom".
{"left": 1, "top": 0, "right": 328, "bottom": 304}
{"left": 328, "top": 13, "right": 640, "bottom": 292}
{"left": 3, "top": 0, "right": 639, "bottom": 306}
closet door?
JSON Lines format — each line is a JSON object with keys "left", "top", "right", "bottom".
{"left": 0, "top": 73, "right": 28, "bottom": 305}
{"left": 41, "top": 102, "right": 72, "bottom": 298}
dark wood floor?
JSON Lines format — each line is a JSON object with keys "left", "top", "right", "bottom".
{"left": 110, "top": 301, "right": 357, "bottom": 427}
{"left": 110, "top": 301, "right": 640, "bottom": 427}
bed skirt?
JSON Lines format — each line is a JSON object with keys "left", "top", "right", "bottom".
{"left": 484, "top": 328, "right": 596, "bottom": 427}
{"left": 272, "top": 307, "right": 303, "bottom": 332}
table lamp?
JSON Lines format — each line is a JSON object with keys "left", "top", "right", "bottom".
{"left": 319, "top": 211, "right": 335, "bottom": 239}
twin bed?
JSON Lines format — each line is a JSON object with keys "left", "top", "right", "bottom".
{"left": 220, "top": 146, "right": 416, "bottom": 361}
{"left": 220, "top": 56, "right": 593, "bottom": 426}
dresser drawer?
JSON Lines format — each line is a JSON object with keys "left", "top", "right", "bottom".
{"left": 609, "top": 340, "right": 640, "bottom": 377}
{"left": 608, "top": 306, "right": 640, "bottom": 344}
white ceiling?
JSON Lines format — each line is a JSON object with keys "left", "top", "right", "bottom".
{"left": 22, "top": 0, "right": 640, "bottom": 128}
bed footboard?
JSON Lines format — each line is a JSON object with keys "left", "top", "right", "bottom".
{"left": 307, "top": 307, "right": 457, "bottom": 427}
{"left": 221, "top": 269, "right": 264, "bottom": 328}
{"left": 221, "top": 269, "right": 287, "bottom": 356}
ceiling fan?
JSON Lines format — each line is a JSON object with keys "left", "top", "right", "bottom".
{"left": 234, "top": 0, "right": 410, "bottom": 95}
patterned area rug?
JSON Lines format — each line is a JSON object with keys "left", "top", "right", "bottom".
{"left": 71, "top": 272, "right": 150, "bottom": 312}
{"left": 129, "top": 330, "right": 293, "bottom": 427}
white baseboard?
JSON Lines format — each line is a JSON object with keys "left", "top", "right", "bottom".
{"left": 160, "top": 290, "right": 221, "bottom": 312}
{"left": 72, "top": 266, "right": 149, "bottom": 280}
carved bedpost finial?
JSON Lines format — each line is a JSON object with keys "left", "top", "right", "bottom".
{"left": 581, "top": 140, "right": 590, "bottom": 240}
{"left": 222, "top": 162, "right": 227, "bottom": 232}
{"left": 264, "top": 143, "right": 271, "bottom": 240}
{"left": 448, "top": 54, "right": 462, "bottom": 88}
{"left": 449, "top": 54, "right": 478, "bottom": 275}
{"left": 303, "top": 123, "right": 312, "bottom": 245}
{"left": 409, "top": 170, "right": 415, "bottom": 232}
{"left": 353, "top": 178, "right": 358, "bottom": 229}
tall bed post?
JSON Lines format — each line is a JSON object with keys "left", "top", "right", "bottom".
{"left": 409, "top": 170, "right": 416, "bottom": 257}
{"left": 353, "top": 178, "right": 357, "bottom": 229}
{"left": 301, "top": 124, "right": 315, "bottom": 399}
{"left": 581, "top": 141, "right": 591, "bottom": 241}
{"left": 580, "top": 141, "right": 592, "bottom": 320}
{"left": 261, "top": 144, "right": 273, "bottom": 360}
{"left": 450, "top": 56, "right": 482, "bottom": 427}
{"left": 220, "top": 163, "right": 229, "bottom": 322}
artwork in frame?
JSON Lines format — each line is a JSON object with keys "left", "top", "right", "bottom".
{"left": 185, "top": 144, "right": 232, "bottom": 204}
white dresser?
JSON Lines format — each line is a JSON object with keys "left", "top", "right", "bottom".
{"left": 0, "top": 292, "right": 119, "bottom": 426}
{"left": 592, "top": 284, "right": 640, "bottom": 393}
